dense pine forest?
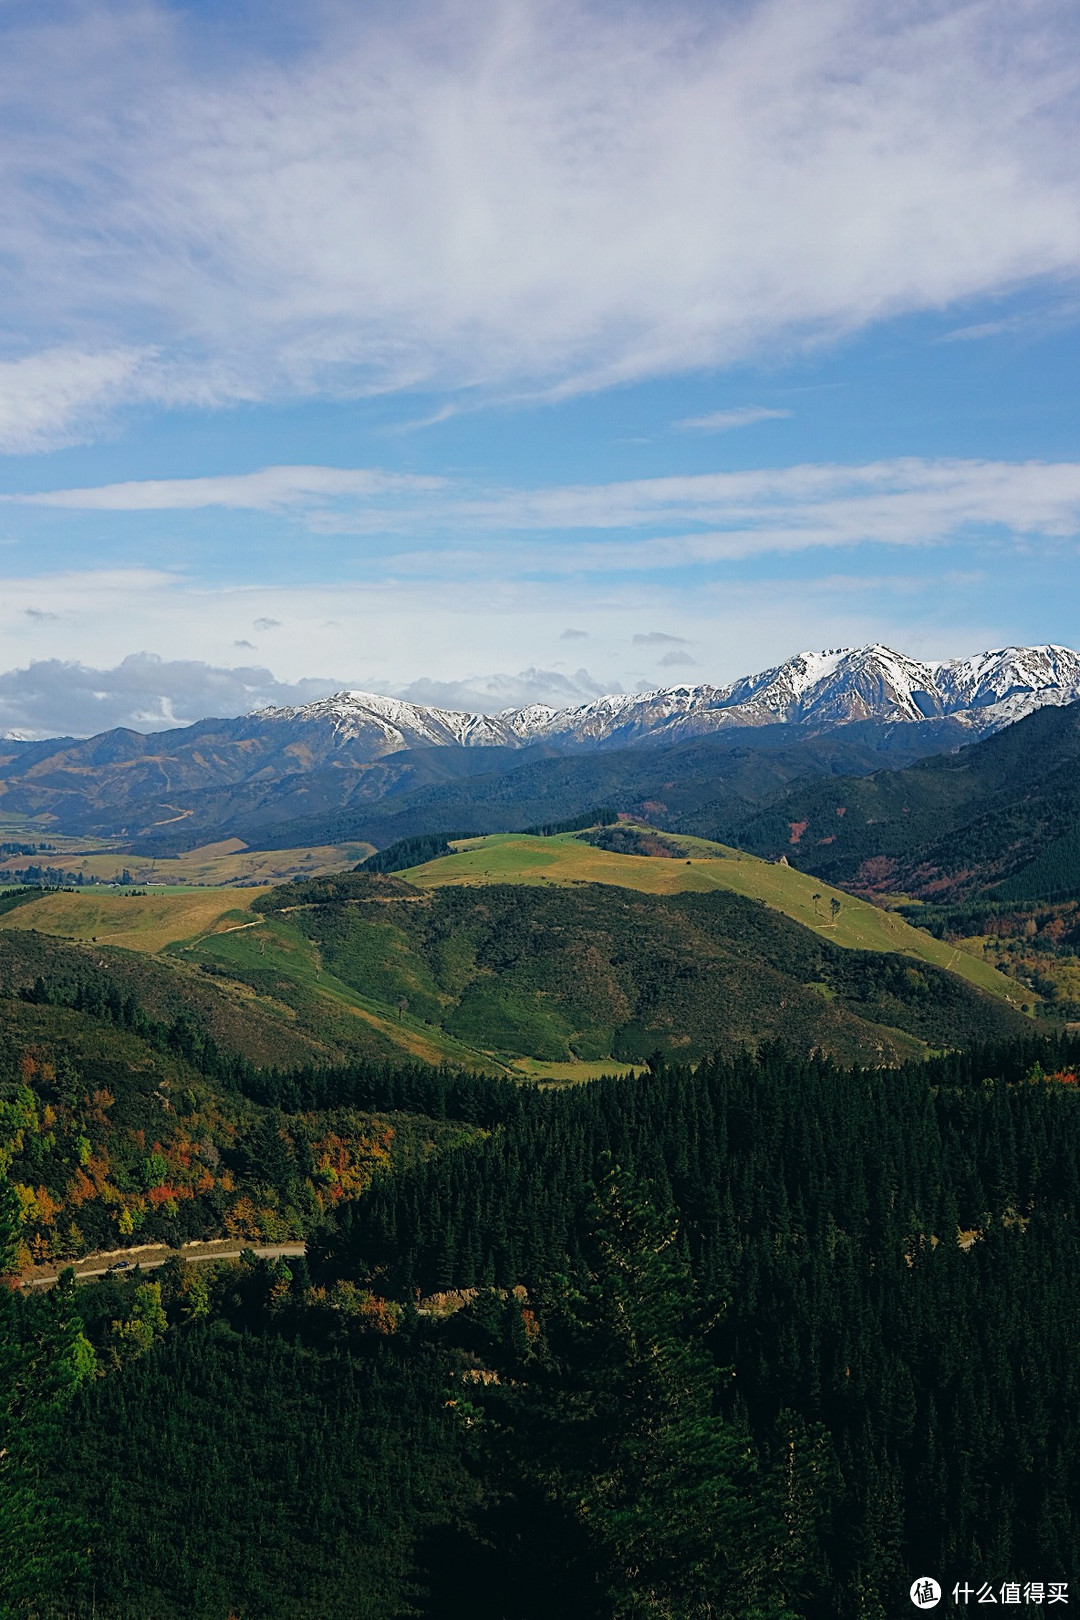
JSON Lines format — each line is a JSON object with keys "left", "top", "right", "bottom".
{"left": 3, "top": 1026, "right": 1080, "bottom": 1618}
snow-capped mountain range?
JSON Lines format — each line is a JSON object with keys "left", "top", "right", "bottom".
{"left": 252, "top": 643, "right": 1080, "bottom": 757}
{"left": 1, "top": 641, "right": 1076, "bottom": 844}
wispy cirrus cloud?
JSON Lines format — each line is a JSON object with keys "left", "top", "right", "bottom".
{"left": 0, "top": 0, "right": 1079, "bottom": 445}
{"left": 0, "top": 347, "right": 153, "bottom": 453}
{"left": 12, "top": 456, "right": 1080, "bottom": 568}
{"left": 674, "top": 405, "right": 792, "bottom": 433}
{"left": 9, "top": 465, "right": 443, "bottom": 512}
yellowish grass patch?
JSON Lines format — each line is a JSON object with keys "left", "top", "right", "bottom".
{"left": 0, "top": 838, "right": 373, "bottom": 887}
{"left": 0, "top": 889, "right": 266, "bottom": 954}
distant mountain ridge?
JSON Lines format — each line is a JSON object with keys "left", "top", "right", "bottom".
{"left": 252, "top": 642, "right": 1080, "bottom": 756}
{"left": 2, "top": 641, "right": 1078, "bottom": 847}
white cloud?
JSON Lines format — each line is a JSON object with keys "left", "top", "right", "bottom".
{"left": 456, "top": 457, "right": 1080, "bottom": 563}
{"left": 0, "top": 347, "right": 151, "bottom": 453}
{"left": 392, "top": 667, "right": 610, "bottom": 713}
{"left": 11, "top": 465, "right": 443, "bottom": 512}
{"left": 0, "top": 0, "right": 1079, "bottom": 439}
{"left": 15, "top": 456, "right": 1080, "bottom": 568}
{"left": 939, "top": 293, "right": 1080, "bottom": 344}
{"left": 0, "top": 653, "right": 342, "bottom": 740}
{"left": 674, "top": 405, "right": 792, "bottom": 433}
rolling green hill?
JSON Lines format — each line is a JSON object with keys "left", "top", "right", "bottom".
{"left": 0, "top": 886, "right": 266, "bottom": 953}
{"left": 0, "top": 827, "right": 1029, "bottom": 1082}
{"left": 403, "top": 828, "right": 1019, "bottom": 1003}
{"left": 245, "top": 868, "right": 1029, "bottom": 1068}
{"left": 0, "top": 891, "right": 506, "bottom": 1073}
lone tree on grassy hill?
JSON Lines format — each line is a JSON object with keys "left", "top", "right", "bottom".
{"left": 812, "top": 893, "right": 822, "bottom": 919}
{"left": 830, "top": 897, "right": 841, "bottom": 925}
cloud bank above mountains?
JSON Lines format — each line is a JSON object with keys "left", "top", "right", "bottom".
{"left": 0, "top": 655, "right": 616, "bottom": 740}
{"left": 0, "top": 453, "right": 1073, "bottom": 697}
{"left": 0, "top": 0, "right": 1079, "bottom": 446}
{"left": 0, "top": 655, "right": 341, "bottom": 740}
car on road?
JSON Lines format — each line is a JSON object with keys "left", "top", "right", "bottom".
{"left": 106, "top": 1260, "right": 133, "bottom": 1272}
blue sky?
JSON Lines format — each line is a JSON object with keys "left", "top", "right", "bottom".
{"left": 1, "top": 0, "right": 1080, "bottom": 734}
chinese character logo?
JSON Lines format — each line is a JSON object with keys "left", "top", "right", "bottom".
{"left": 911, "top": 1577, "right": 943, "bottom": 1608}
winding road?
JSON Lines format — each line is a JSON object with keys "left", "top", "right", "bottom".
{"left": 21, "top": 1240, "right": 307, "bottom": 1289}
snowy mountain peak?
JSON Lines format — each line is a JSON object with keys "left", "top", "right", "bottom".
{"left": 248, "top": 644, "right": 1080, "bottom": 762}
{"left": 933, "top": 644, "right": 1080, "bottom": 717}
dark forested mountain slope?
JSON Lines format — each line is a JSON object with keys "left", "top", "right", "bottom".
{"left": 0, "top": 721, "right": 531, "bottom": 841}
{"left": 12, "top": 1037, "right": 1076, "bottom": 1619}
{"left": 730, "top": 698, "right": 1080, "bottom": 900}
{"left": 219, "top": 719, "right": 970, "bottom": 855}
{"left": 0, "top": 713, "right": 971, "bottom": 849}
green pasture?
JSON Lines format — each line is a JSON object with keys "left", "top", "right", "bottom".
{"left": 177, "top": 911, "right": 515, "bottom": 1075}
{"left": 0, "top": 885, "right": 513, "bottom": 1072}
{"left": 510, "top": 1056, "right": 648, "bottom": 1084}
{"left": 0, "top": 831, "right": 1029, "bottom": 1079}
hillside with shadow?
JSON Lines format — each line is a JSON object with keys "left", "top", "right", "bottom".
{"left": 241, "top": 872, "right": 1028, "bottom": 1067}
{"left": 728, "top": 699, "right": 1080, "bottom": 901}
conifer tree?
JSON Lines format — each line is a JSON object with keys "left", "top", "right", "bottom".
{"left": 519, "top": 1171, "right": 801, "bottom": 1619}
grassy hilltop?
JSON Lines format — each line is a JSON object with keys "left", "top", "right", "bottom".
{"left": 239, "top": 851, "right": 1026, "bottom": 1069}
{"left": 0, "top": 826, "right": 1026, "bottom": 1082}
{"left": 405, "top": 826, "right": 1020, "bottom": 1001}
